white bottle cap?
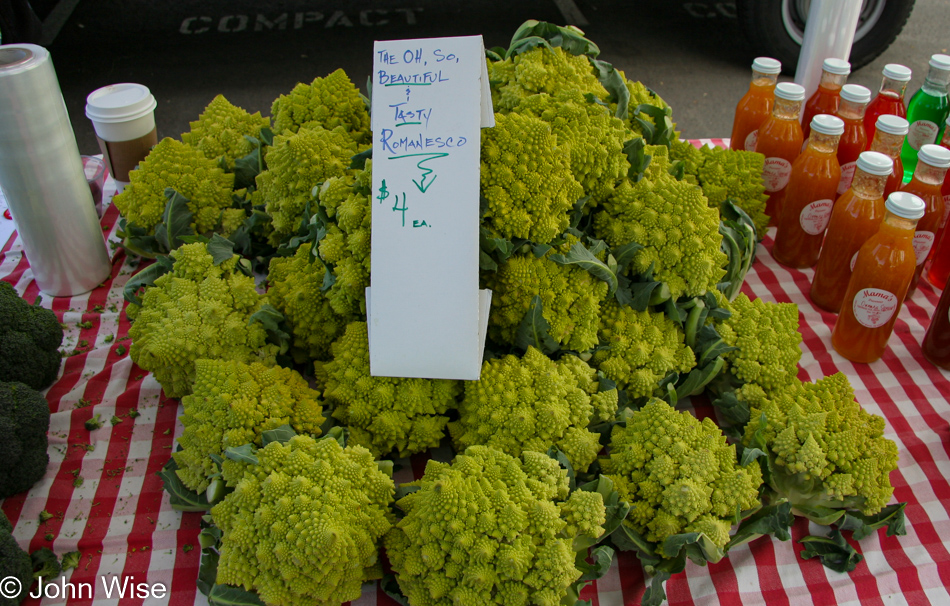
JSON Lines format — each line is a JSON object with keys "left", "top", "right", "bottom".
{"left": 810, "top": 114, "right": 845, "bottom": 136}
{"left": 917, "top": 144, "right": 950, "bottom": 169}
{"left": 885, "top": 191, "right": 926, "bottom": 219}
{"left": 875, "top": 115, "right": 909, "bottom": 136}
{"left": 882, "top": 64, "right": 912, "bottom": 82}
{"left": 856, "top": 151, "right": 894, "bottom": 176}
{"left": 775, "top": 82, "right": 805, "bottom": 101}
{"left": 930, "top": 54, "right": 950, "bottom": 72}
{"left": 822, "top": 58, "right": 851, "bottom": 76}
{"left": 753, "top": 57, "right": 782, "bottom": 75}
{"left": 840, "top": 84, "right": 871, "bottom": 104}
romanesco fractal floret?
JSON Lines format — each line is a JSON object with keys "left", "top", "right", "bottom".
{"left": 322, "top": 322, "right": 461, "bottom": 458}
{"left": 489, "top": 46, "right": 608, "bottom": 112}
{"left": 270, "top": 68, "right": 371, "bottom": 143}
{"left": 450, "top": 347, "right": 604, "bottom": 472}
{"left": 603, "top": 398, "right": 762, "bottom": 552}
{"left": 385, "top": 446, "right": 604, "bottom": 606}
{"left": 173, "top": 359, "right": 325, "bottom": 492}
{"left": 181, "top": 95, "right": 271, "bottom": 168}
{"left": 113, "top": 138, "right": 235, "bottom": 234}
{"left": 211, "top": 434, "right": 394, "bottom": 606}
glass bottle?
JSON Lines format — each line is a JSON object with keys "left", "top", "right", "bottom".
{"left": 925, "top": 223, "right": 950, "bottom": 289}
{"left": 865, "top": 64, "right": 912, "bottom": 148}
{"left": 836, "top": 84, "right": 872, "bottom": 196}
{"left": 868, "top": 114, "right": 909, "bottom": 200}
{"left": 730, "top": 57, "right": 782, "bottom": 152}
{"left": 811, "top": 151, "right": 894, "bottom": 313}
{"left": 922, "top": 281, "right": 950, "bottom": 370}
{"left": 773, "top": 115, "right": 844, "bottom": 268}
{"left": 940, "top": 116, "right": 950, "bottom": 227}
{"left": 900, "top": 54, "right": 950, "bottom": 181}
{"left": 756, "top": 82, "right": 806, "bottom": 226}
{"left": 832, "top": 192, "right": 925, "bottom": 363}
{"left": 802, "top": 58, "right": 850, "bottom": 141}
{"left": 900, "top": 144, "right": 950, "bottom": 295}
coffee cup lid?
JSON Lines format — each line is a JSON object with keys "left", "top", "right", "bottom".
{"left": 85, "top": 83, "right": 157, "bottom": 124}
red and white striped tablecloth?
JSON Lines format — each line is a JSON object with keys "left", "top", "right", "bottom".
{"left": 2, "top": 141, "right": 949, "bottom": 606}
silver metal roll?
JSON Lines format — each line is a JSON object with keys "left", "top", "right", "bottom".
{"left": 0, "top": 44, "right": 112, "bottom": 296}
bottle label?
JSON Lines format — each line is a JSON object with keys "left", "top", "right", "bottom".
{"left": 914, "top": 231, "right": 935, "bottom": 265}
{"left": 907, "top": 120, "right": 939, "bottom": 150}
{"left": 837, "top": 161, "right": 857, "bottom": 195}
{"left": 799, "top": 199, "right": 834, "bottom": 235}
{"left": 851, "top": 251, "right": 860, "bottom": 272}
{"left": 745, "top": 130, "right": 758, "bottom": 152}
{"left": 763, "top": 157, "right": 792, "bottom": 192}
{"left": 852, "top": 288, "right": 899, "bottom": 328}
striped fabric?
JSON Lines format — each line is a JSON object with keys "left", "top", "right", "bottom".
{"left": 1, "top": 143, "right": 949, "bottom": 605}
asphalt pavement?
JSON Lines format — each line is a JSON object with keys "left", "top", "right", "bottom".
{"left": 30, "top": 0, "right": 950, "bottom": 154}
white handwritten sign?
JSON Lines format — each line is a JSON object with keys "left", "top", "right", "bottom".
{"left": 368, "top": 35, "right": 494, "bottom": 380}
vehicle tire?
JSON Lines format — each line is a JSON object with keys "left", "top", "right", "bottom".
{"left": 735, "top": 0, "right": 916, "bottom": 74}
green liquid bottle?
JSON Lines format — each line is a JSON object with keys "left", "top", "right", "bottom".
{"left": 901, "top": 54, "right": 950, "bottom": 182}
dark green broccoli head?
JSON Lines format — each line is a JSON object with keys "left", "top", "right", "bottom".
{"left": 0, "top": 516, "right": 32, "bottom": 606}
{"left": 0, "top": 382, "right": 50, "bottom": 499}
{"left": 0, "top": 282, "right": 64, "bottom": 390}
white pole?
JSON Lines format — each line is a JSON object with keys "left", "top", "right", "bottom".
{"left": 794, "top": 0, "right": 863, "bottom": 103}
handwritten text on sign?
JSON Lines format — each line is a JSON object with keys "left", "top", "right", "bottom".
{"left": 368, "top": 36, "right": 493, "bottom": 380}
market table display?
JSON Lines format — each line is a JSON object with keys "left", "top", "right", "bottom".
{"left": 1, "top": 133, "right": 949, "bottom": 605}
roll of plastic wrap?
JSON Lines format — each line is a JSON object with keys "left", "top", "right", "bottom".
{"left": 0, "top": 44, "right": 112, "bottom": 296}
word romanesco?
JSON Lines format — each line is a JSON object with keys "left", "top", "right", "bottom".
{"left": 385, "top": 445, "right": 606, "bottom": 606}
{"left": 603, "top": 398, "right": 762, "bottom": 553}
{"left": 212, "top": 434, "right": 394, "bottom": 606}
{"left": 450, "top": 347, "right": 611, "bottom": 473}
{"left": 127, "top": 242, "right": 277, "bottom": 399}
{"left": 174, "top": 359, "right": 325, "bottom": 493}
{"left": 321, "top": 322, "right": 461, "bottom": 458}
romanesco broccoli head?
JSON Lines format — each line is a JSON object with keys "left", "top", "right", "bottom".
{"left": 181, "top": 94, "right": 271, "bottom": 168}
{"left": 270, "top": 68, "right": 371, "bottom": 143}
{"left": 480, "top": 111, "right": 584, "bottom": 244}
{"left": 489, "top": 46, "right": 608, "bottom": 112}
{"left": 624, "top": 79, "right": 680, "bottom": 142}
{"left": 593, "top": 145, "right": 727, "bottom": 299}
{"left": 128, "top": 243, "right": 277, "bottom": 399}
{"left": 322, "top": 322, "right": 461, "bottom": 458}
{"left": 450, "top": 347, "right": 603, "bottom": 473}
{"left": 257, "top": 124, "right": 357, "bottom": 245}
{"left": 266, "top": 243, "right": 353, "bottom": 363}
{"left": 741, "top": 373, "right": 899, "bottom": 516}
{"left": 591, "top": 301, "right": 696, "bottom": 400}
{"left": 695, "top": 146, "right": 769, "bottom": 235}
{"left": 603, "top": 398, "right": 762, "bottom": 552}
{"left": 113, "top": 137, "right": 235, "bottom": 235}
{"left": 484, "top": 235, "right": 610, "bottom": 352}
{"left": 173, "top": 359, "right": 325, "bottom": 492}
{"left": 385, "top": 445, "right": 604, "bottom": 606}
{"left": 514, "top": 90, "right": 630, "bottom": 207}
{"left": 717, "top": 293, "right": 802, "bottom": 392}
{"left": 211, "top": 434, "right": 394, "bottom": 606}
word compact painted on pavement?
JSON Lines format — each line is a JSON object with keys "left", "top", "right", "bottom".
{"left": 179, "top": 8, "right": 423, "bottom": 34}
{"left": 368, "top": 36, "right": 493, "bottom": 381}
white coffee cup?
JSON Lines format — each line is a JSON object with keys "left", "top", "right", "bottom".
{"left": 85, "top": 83, "right": 158, "bottom": 188}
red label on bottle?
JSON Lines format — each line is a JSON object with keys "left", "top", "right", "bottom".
{"left": 763, "top": 157, "right": 792, "bottom": 192}
{"left": 837, "top": 161, "right": 857, "bottom": 195}
{"left": 908, "top": 120, "right": 939, "bottom": 150}
{"left": 799, "top": 199, "right": 834, "bottom": 235}
{"left": 852, "top": 288, "right": 899, "bottom": 328}
{"left": 745, "top": 131, "right": 758, "bottom": 152}
{"left": 914, "top": 231, "right": 935, "bottom": 265}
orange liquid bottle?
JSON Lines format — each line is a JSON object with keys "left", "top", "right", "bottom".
{"left": 730, "top": 57, "right": 782, "bottom": 152}
{"left": 922, "top": 279, "right": 950, "bottom": 369}
{"left": 836, "top": 84, "right": 871, "bottom": 196}
{"left": 832, "top": 192, "right": 925, "bottom": 363}
{"left": 801, "top": 58, "right": 850, "bottom": 141}
{"left": 902, "top": 144, "right": 950, "bottom": 295}
{"left": 868, "top": 114, "right": 909, "bottom": 200}
{"left": 811, "top": 151, "right": 894, "bottom": 312}
{"left": 773, "top": 115, "right": 844, "bottom": 268}
{"left": 757, "top": 82, "right": 805, "bottom": 225}
{"left": 865, "top": 64, "right": 912, "bottom": 149}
